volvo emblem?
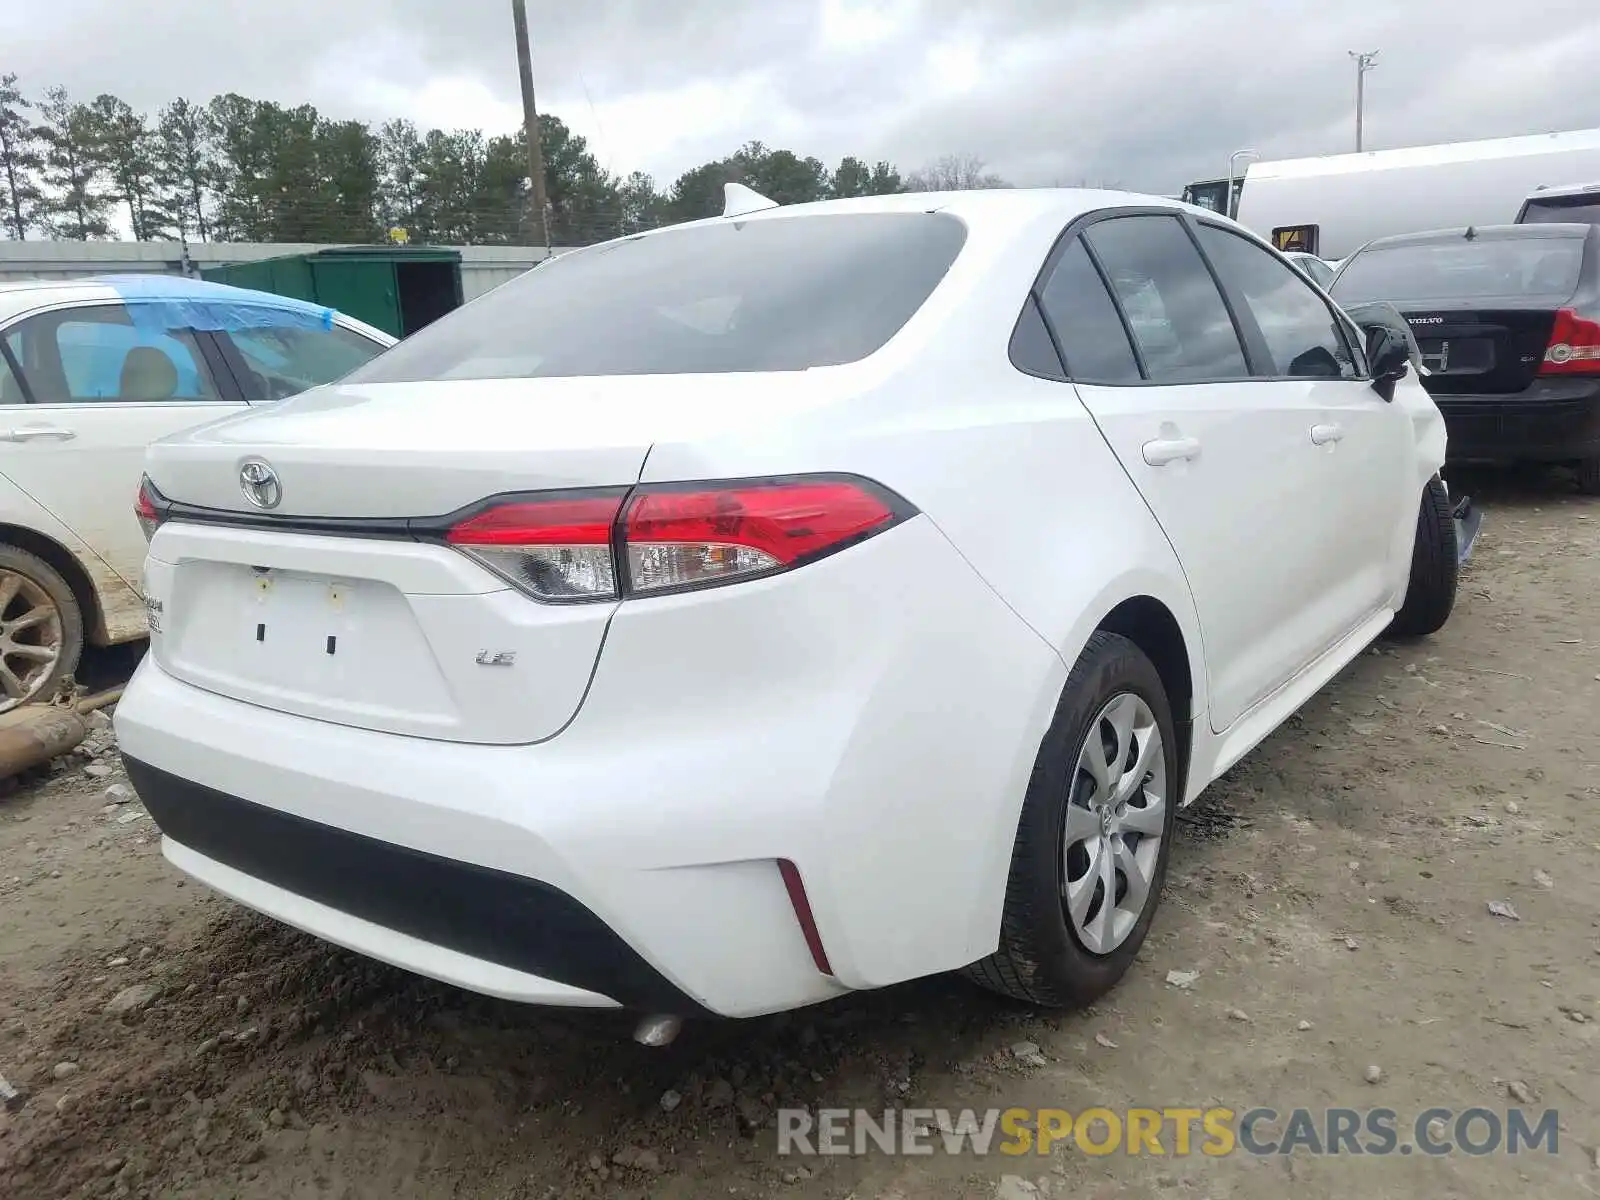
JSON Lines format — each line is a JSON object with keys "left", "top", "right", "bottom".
{"left": 238, "top": 459, "right": 282, "bottom": 510}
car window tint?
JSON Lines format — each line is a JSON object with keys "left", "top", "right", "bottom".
{"left": 1331, "top": 235, "right": 1586, "bottom": 304}
{"left": 1195, "top": 225, "right": 1359, "bottom": 379}
{"left": 1082, "top": 215, "right": 1248, "bottom": 383}
{"left": 223, "top": 325, "right": 387, "bottom": 401}
{"left": 1036, "top": 238, "right": 1141, "bottom": 383}
{"left": 342, "top": 212, "right": 967, "bottom": 383}
{"left": 8, "top": 306, "right": 222, "bottom": 404}
{"left": 1008, "top": 294, "right": 1066, "bottom": 379}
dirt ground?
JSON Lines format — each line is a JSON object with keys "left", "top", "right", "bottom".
{"left": 2, "top": 470, "right": 1597, "bottom": 1200}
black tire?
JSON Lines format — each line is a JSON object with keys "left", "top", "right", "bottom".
{"left": 0, "top": 543, "right": 83, "bottom": 708}
{"left": 963, "top": 632, "right": 1178, "bottom": 1008}
{"left": 1576, "top": 456, "right": 1600, "bottom": 496}
{"left": 1386, "top": 475, "right": 1458, "bottom": 638}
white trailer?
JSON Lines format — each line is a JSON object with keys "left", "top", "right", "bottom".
{"left": 1184, "top": 128, "right": 1600, "bottom": 260}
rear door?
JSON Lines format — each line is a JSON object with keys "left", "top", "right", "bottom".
{"left": 1191, "top": 221, "right": 1416, "bottom": 624}
{"left": 1045, "top": 212, "right": 1338, "bottom": 731}
{"left": 0, "top": 302, "right": 243, "bottom": 588}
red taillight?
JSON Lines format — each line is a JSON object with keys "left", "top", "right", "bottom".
{"left": 1540, "top": 308, "right": 1600, "bottom": 375}
{"left": 622, "top": 480, "right": 897, "bottom": 594}
{"left": 134, "top": 475, "right": 165, "bottom": 543}
{"left": 445, "top": 494, "right": 624, "bottom": 601}
{"left": 441, "top": 476, "right": 907, "bottom": 602}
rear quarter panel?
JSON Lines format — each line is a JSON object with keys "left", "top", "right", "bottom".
{"left": 636, "top": 232, "right": 1210, "bottom": 983}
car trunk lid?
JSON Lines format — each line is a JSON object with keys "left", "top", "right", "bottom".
{"left": 1400, "top": 303, "right": 1561, "bottom": 395}
{"left": 140, "top": 373, "right": 851, "bottom": 744}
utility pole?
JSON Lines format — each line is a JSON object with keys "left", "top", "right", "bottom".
{"left": 512, "top": 0, "right": 551, "bottom": 248}
{"left": 1348, "top": 50, "right": 1379, "bottom": 152}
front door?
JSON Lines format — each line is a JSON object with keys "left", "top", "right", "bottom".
{"left": 1189, "top": 221, "right": 1417, "bottom": 627}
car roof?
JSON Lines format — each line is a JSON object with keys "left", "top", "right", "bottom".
{"left": 645, "top": 186, "right": 1198, "bottom": 235}
{"left": 1523, "top": 180, "right": 1600, "bottom": 201}
{"left": 1357, "top": 223, "right": 1596, "bottom": 251}
{"left": 0, "top": 273, "right": 394, "bottom": 343}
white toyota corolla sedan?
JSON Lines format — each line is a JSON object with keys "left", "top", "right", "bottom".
{"left": 115, "top": 187, "right": 1457, "bottom": 1028}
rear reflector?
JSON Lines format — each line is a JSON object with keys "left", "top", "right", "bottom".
{"left": 777, "top": 858, "right": 834, "bottom": 976}
{"left": 441, "top": 476, "right": 910, "bottom": 602}
{"left": 1541, "top": 308, "right": 1600, "bottom": 374}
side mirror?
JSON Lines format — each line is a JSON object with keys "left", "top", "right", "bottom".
{"left": 1339, "top": 301, "right": 1421, "bottom": 401}
{"left": 1367, "top": 326, "right": 1412, "bottom": 385}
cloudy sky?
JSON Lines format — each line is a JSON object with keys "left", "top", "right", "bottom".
{"left": 4, "top": 0, "right": 1599, "bottom": 195}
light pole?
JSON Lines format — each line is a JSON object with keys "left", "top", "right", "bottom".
{"left": 1349, "top": 50, "right": 1379, "bottom": 152}
{"left": 1226, "top": 149, "right": 1258, "bottom": 219}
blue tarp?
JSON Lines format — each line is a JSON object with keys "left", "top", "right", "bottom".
{"left": 94, "top": 274, "right": 336, "bottom": 336}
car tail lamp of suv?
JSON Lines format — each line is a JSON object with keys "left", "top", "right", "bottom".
{"left": 444, "top": 476, "right": 915, "bottom": 603}
{"left": 1541, "top": 309, "right": 1600, "bottom": 375}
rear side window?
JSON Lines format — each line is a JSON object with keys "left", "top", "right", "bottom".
{"left": 1036, "top": 238, "right": 1141, "bottom": 383}
{"left": 1332, "top": 236, "right": 1586, "bottom": 305}
{"left": 343, "top": 213, "right": 968, "bottom": 382}
{"left": 1082, "top": 215, "right": 1249, "bottom": 384}
{"left": 1194, "top": 225, "right": 1358, "bottom": 379}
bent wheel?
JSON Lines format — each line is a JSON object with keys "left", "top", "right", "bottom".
{"left": 964, "top": 631, "right": 1178, "bottom": 1008}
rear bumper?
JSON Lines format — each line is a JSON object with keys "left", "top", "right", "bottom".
{"left": 113, "top": 515, "right": 1068, "bottom": 1017}
{"left": 124, "top": 756, "right": 699, "bottom": 1012}
{"left": 1435, "top": 380, "right": 1600, "bottom": 463}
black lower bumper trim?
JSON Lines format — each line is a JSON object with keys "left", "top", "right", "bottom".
{"left": 1436, "top": 393, "right": 1600, "bottom": 464}
{"left": 122, "top": 756, "right": 708, "bottom": 1014}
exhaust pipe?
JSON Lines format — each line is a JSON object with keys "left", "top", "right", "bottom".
{"left": 632, "top": 1014, "right": 682, "bottom": 1047}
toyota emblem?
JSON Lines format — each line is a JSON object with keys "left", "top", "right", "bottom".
{"left": 238, "top": 459, "right": 282, "bottom": 510}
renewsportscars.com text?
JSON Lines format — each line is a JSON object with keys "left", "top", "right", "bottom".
{"left": 776, "top": 1106, "right": 1560, "bottom": 1158}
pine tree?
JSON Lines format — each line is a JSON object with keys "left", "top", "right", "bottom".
{"left": 36, "top": 86, "right": 112, "bottom": 239}
{"left": 87, "top": 94, "right": 171, "bottom": 240}
{"left": 155, "top": 99, "right": 213, "bottom": 241}
{"left": 0, "top": 73, "right": 45, "bottom": 239}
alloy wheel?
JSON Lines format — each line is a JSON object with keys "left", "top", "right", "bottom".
{"left": 0, "top": 570, "right": 63, "bottom": 712}
{"left": 1061, "top": 692, "right": 1168, "bottom": 955}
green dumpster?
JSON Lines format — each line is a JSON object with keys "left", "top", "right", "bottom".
{"left": 202, "top": 246, "right": 464, "bottom": 339}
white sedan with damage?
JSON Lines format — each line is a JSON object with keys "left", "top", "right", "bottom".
{"left": 116, "top": 187, "right": 1458, "bottom": 1031}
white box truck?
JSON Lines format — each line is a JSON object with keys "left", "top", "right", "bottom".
{"left": 1182, "top": 128, "right": 1600, "bottom": 259}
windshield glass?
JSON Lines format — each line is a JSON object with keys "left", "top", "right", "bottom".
{"left": 1331, "top": 236, "right": 1585, "bottom": 304}
{"left": 343, "top": 212, "right": 968, "bottom": 383}
{"left": 1520, "top": 193, "right": 1600, "bottom": 225}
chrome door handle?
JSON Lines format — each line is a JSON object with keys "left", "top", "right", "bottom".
{"left": 1310, "top": 423, "right": 1344, "bottom": 445}
{"left": 1142, "top": 436, "right": 1201, "bottom": 466}
{"left": 0, "top": 425, "right": 76, "bottom": 442}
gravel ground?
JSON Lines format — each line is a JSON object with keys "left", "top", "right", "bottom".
{"left": 2, "top": 472, "right": 1597, "bottom": 1200}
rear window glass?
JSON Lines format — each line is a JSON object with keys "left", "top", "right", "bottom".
{"left": 343, "top": 213, "right": 967, "bottom": 382}
{"left": 222, "top": 325, "right": 386, "bottom": 401}
{"left": 1332, "top": 237, "right": 1585, "bottom": 304}
{"left": 1519, "top": 194, "right": 1600, "bottom": 225}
